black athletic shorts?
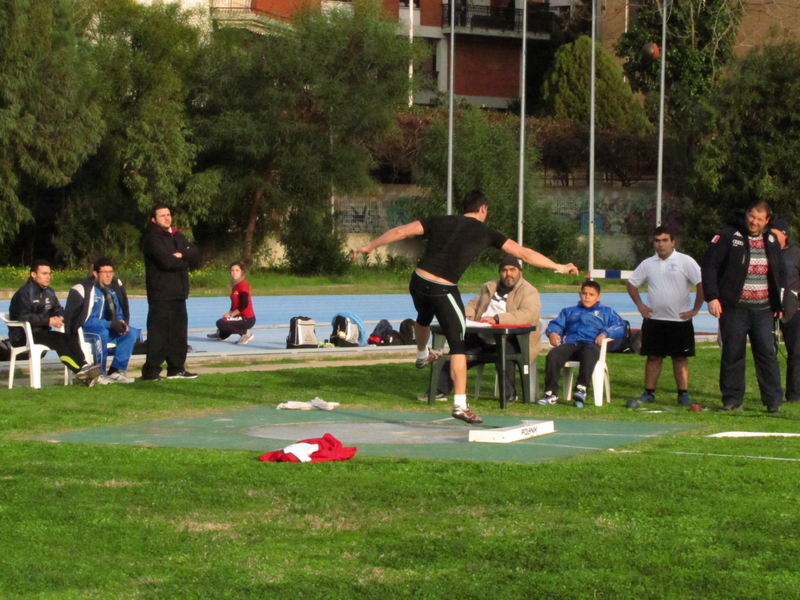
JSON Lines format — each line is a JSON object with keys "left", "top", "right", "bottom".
{"left": 409, "top": 271, "right": 466, "bottom": 354}
{"left": 640, "top": 318, "right": 695, "bottom": 357}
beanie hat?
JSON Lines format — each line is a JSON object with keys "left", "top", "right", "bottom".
{"left": 499, "top": 254, "right": 522, "bottom": 270}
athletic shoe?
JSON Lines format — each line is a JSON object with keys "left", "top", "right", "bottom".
{"left": 95, "top": 375, "right": 115, "bottom": 385}
{"left": 535, "top": 392, "right": 558, "bottom": 406}
{"left": 166, "top": 371, "right": 198, "bottom": 379}
{"left": 714, "top": 404, "right": 742, "bottom": 412}
{"left": 108, "top": 371, "right": 135, "bottom": 384}
{"left": 416, "top": 392, "right": 448, "bottom": 402}
{"left": 505, "top": 394, "right": 518, "bottom": 404}
{"left": 677, "top": 392, "right": 692, "bottom": 406}
{"left": 573, "top": 400, "right": 585, "bottom": 409}
{"left": 141, "top": 376, "right": 164, "bottom": 381}
{"left": 627, "top": 391, "right": 655, "bottom": 409}
{"left": 75, "top": 364, "right": 102, "bottom": 384}
{"left": 452, "top": 406, "right": 483, "bottom": 424}
{"left": 207, "top": 332, "right": 222, "bottom": 340}
{"left": 572, "top": 385, "right": 587, "bottom": 404}
{"left": 415, "top": 348, "right": 441, "bottom": 369}
{"left": 237, "top": 332, "right": 254, "bottom": 345}
{"left": 767, "top": 405, "right": 782, "bottom": 414}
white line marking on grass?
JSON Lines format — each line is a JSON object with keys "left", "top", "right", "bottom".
{"left": 674, "top": 452, "right": 800, "bottom": 462}
{"left": 707, "top": 432, "right": 800, "bottom": 438}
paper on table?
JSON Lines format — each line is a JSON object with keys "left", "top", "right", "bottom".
{"left": 466, "top": 320, "right": 491, "bottom": 328}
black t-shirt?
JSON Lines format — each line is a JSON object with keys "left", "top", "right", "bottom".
{"left": 416, "top": 215, "right": 508, "bottom": 283}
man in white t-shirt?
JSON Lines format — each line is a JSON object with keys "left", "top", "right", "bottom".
{"left": 626, "top": 226, "right": 705, "bottom": 407}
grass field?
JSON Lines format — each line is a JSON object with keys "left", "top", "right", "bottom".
{"left": 1, "top": 347, "right": 799, "bottom": 599}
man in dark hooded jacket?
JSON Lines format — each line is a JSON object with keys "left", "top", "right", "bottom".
{"left": 141, "top": 206, "right": 199, "bottom": 380}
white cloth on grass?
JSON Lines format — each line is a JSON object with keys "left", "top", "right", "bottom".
{"left": 276, "top": 397, "right": 340, "bottom": 411}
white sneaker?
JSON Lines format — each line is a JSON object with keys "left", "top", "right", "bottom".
{"left": 108, "top": 371, "right": 136, "bottom": 384}
{"left": 237, "top": 332, "right": 254, "bottom": 345}
{"left": 96, "top": 375, "right": 115, "bottom": 385}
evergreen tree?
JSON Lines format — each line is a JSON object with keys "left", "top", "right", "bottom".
{"left": 541, "top": 36, "right": 650, "bottom": 134}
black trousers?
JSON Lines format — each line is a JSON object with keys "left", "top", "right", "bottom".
{"left": 544, "top": 342, "right": 600, "bottom": 394}
{"left": 437, "top": 334, "right": 520, "bottom": 396}
{"left": 780, "top": 309, "right": 800, "bottom": 401}
{"left": 143, "top": 300, "right": 188, "bottom": 379}
{"left": 30, "top": 330, "right": 86, "bottom": 373}
{"left": 217, "top": 315, "right": 256, "bottom": 339}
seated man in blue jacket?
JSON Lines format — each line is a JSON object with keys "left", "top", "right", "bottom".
{"left": 537, "top": 280, "right": 625, "bottom": 408}
{"left": 65, "top": 257, "right": 141, "bottom": 384}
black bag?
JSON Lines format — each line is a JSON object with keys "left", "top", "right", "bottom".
{"left": 368, "top": 319, "right": 393, "bottom": 345}
{"left": 399, "top": 318, "right": 416, "bottom": 345}
{"left": 286, "top": 317, "right": 320, "bottom": 349}
{"left": 0, "top": 338, "right": 12, "bottom": 362}
{"left": 607, "top": 320, "right": 633, "bottom": 353}
{"left": 330, "top": 314, "right": 359, "bottom": 347}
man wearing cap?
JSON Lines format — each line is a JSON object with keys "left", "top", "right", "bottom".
{"left": 771, "top": 219, "right": 800, "bottom": 403}
{"left": 423, "top": 255, "right": 541, "bottom": 403}
{"left": 626, "top": 225, "right": 704, "bottom": 408}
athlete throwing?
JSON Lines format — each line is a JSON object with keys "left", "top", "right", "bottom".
{"left": 353, "top": 190, "right": 578, "bottom": 424}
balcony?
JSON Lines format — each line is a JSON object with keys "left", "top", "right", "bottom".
{"left": 441, "top": 2, "right": 553, "bottom": 37}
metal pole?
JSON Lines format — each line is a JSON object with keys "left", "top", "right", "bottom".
{"left": 408, "top": 1, "right": 414, "bottom": 108}
{"left": 446, "top": 0, "right": 456, "bottom": 215}
{"left": 588, "top": 0, "right": 596, "bottom": 272}
{"left": 517, "top": 0, "right": 527, "bottom": 244}
{"left": 656, "top": 0, "right": 668, "bottom": 226}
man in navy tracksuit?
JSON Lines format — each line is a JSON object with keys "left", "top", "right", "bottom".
{"left": 702, "top": 202, "right": 784, "bottom": 413}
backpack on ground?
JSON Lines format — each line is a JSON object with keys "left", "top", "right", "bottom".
{"left": 399, "top": 318, "right": 416, "bottom": 345}
{"left": 329, "top": 314, "right": 359, "bottom": 347}
{"left": 286, "top": 317, "right": 320, "bottom": 349}
{"left": 368, "top": 320, "right": 394, "bottom": 345}
{"left": 607, "top": 320, "right": 633, "bottom": 353}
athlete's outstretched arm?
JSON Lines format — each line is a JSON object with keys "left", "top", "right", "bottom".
{"left": 352, "top": 221, "right": 425, "bottom": 260}
{"left": 501, "top": 239, "right": 579, "bottom": 274}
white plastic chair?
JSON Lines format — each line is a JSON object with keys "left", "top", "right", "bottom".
{"left": 77, "top": 327, "right": 116, "bottom": 365}
{"left": 1, "top": 312, "right": 70, "bottom": 389}
{"left": 562, "top": 337, "right": 612, "bottom": 406}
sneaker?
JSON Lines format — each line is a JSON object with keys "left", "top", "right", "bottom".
{"left": 573, "top": 400, "right": 585, "bottom": 409}
{"left": 166, "top": 371, "right": 198, "bottom": 379}
{"left": 505, "top": 394, "right": 518, "bottom": 404}
{"left": 415, "top": 348, "right": 441, "bottom": 369}
{"left": 207, "top": 331, "right": 222, "bottom": 340}
{"left": 677, "top": 392, "right": 692, "bottom": 406}
{"left": 714, "top": 404, "right": 742, "bottom": 412}
{"left": 452, "top": 406, "right": 483, "bottom": 424}
{"left": 626, "top": 391, "right": 655, "bottom": 409}
{"left": 76, "top": 364, "right": 102, "bottom": 384}
{"left": 535, "top": 392, "right": 558, "bottom": 406}
{"left": 108, "top": 371, "right": 135, "bottom": 384}
{"left": 237, "top": 332, "right": 254, "bottom": 345}
{"left": 416, "top": 392, "right": 448, "bottom": 402}
{"left": 572, "top": 385, "right": 587, "bottom": 404}
{"left": 767, "top": 405, "right": 782, "bottom": 414}
{"left": 95, "top": 375, "right": 115, "bottom": 385}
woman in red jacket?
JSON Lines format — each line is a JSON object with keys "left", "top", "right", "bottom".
{"left": 207, "top": 262, "right": 256, "bottom": 344}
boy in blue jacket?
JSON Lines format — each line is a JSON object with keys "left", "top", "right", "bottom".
{"left": 537, "top": 280, "right": 625, "bottom": 407}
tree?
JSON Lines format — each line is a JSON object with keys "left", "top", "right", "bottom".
{"left": 0, "top": 0, "right": 103, "bottom": 249}
{"left": 614, "top": 0, "right": 744, "bottom": 115}
{"left": 686, "top": 39, "right": 800, "bottom": 258}
{"left": 50, "top": 0, "right": 214, "bottom": 267}
{"left": 541, "top": 35, "right": 650, "bottom": 134}
{"left": 192, "top": 0, "right": 422, "bottom": 271}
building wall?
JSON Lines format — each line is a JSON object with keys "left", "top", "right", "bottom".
{"left": 455, "top": 37, "right": 521, "bottom": 97}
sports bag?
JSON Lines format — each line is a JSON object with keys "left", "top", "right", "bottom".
{"left": 330, "top": 314, "right": 359, "bottom": 347}
{"left": 286, "top": 317, "right": 320, "bottom": 349}
{"left": 398, "top": 318, "right": 416, "bottom": 345}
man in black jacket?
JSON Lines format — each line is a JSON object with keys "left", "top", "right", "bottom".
{"left": 702, "top": 201, "right": 784, "bottom": 413}
{"left": 141, "top": 206, "right": 199, "bottom": 380}
{"left": 770, "top": 219, "right": 800, "bottom": 403}
{"left": 8, "top": 260, "right": 101, "bottom": 386}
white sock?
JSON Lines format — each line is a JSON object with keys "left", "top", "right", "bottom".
{"left": 416, "top": 348, "right": 429, "bottom": 360}
{"left": 454, "top": 394, "right": 467, "bottom": 409}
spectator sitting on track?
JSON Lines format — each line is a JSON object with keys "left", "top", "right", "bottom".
{"left": 207, "top": 261, "right": 256, "bottom": 345}
{"left": 537, "top": 280, "right": 626, "bottom": 408}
